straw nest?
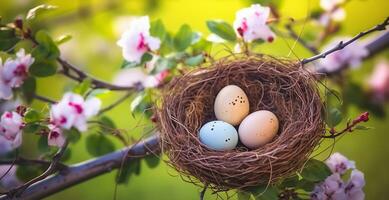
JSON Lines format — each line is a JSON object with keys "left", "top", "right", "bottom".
{"left": 157, "top": 55, "right": 325, "bottom": 191}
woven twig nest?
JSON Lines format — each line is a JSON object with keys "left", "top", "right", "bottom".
{"left": 157, "top": 55, "right": 325, "bottom": 191}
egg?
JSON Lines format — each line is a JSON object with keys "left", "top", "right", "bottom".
{"left": 199, "top": 120, "right": 238, "bottom": 151}
{"left": 238, "top": 110, "right": 279, "bottom": 149}
{"left": 214, "top": 85, "right": 249, "bottom": 125}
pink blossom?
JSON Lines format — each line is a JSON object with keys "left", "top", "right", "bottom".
{"left": 0, "top": 49, "right": 34, "bottom": 100}
{"left": 318, "top": 37, "right": 368, "bottom": 73}
{"left": 0, "top": 165, "right": 21, "bottom": 189}
{"left": 368, "top": 60, "right": 389, "bottom": 102}
{"left": 113, "top": 68, "right": 168, "bottom": 89}
{"left": 0, "top": 111, "right": 24, "bottom": 148}
{"left": 345, "top": 169, "right": 365, "bottom": 200}
{"left": 319, "top": 0, "right": 346, "bottom": 25}
{"left": 117, "top": 16, "right": 161, "bottom": 64}
{"left": 50, "top": 93, "right": 101, "bottom": 132}
{"left": 47, "top": 125, "right": 66, "bottom": 147}
{"left": 326, "top": 152, "right": 356, "bottom": 175}
{"left": 233, "top": 4, "right": 275, "bottom": 42}
{"left": 0, "top": 135, "right": 13, "bottom": 155}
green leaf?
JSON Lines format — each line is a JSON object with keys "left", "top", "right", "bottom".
{"left": 23, "top": 123, "right": 44, "bottom": 134}
{"left": 116, "top": 159, "right": 141, "bottom": 184}
{"left": 296, "top": 179, "right": 315, "bottom": 192}
{"left": 55, "top": 34, "right": 72, "bottom": 45}
{"left": 29, "top": 59, "right": 57, "bottom": 77}
{"left": 325, "top": 108, "right": 342, "bottom": 128}
{"left": 144, "top": 155, "right": 160, "bottom": 168}
{"left": 65, "top": 128, "right": 81, "bottom": 143}
{"left": 150, "top": 19, "right": 166, "bottom": 40}
{"left": 21, "top": 77, "right": 36, "bottom": 103}
{"left": 192, "top": 38, "right": 212, "bottom": 54}
{"left": 184, "top": 54, "right": 204, "bottom": 66}
{"left": 130, "top": 92, "right": 146, "bottom": 113}
{"left": 280, "top": 175, "right": 299, "bottom": 188}
{"left": 0, "top": 27, "right": 19, "bottom": 51}
{"left": 152, "top": 57, "right": 177, "bottom": 74}
{"left": 73, "top": 78, "right": 92, "bottom": 95}
{"left": 26, "top": 4, "right": 57, "bottom": 20}
{"left": 238, "top": 191, "right": 253, "bottom": 200}
{"left": 248, "top": 185, "right": 279, "bottom": 200}
{"left": 24, "top": 109, "right": 41, "bottom": 123}
{"left": 99, "top": 116, "right": 116, "bottom": 129}
{"left": 37, "top": 135, "right": 50, "bottom": 153}
{"left": 61, "top": 148, "right": 72, "bottom": 162}
{"left": 301, "top": 159, "right": 332, "bottom": 182}
{"left": 85, "top": 134, "right": 115, "bottom": 157}
{"left": 34, "top": 30, "right": 60, "bottom": 60}
{"left": 354, "top": 125, "right": 371, "bottom": 130}
{"left": 174, "top": 24, "right": 193, "bottom": 51}
{"left": 206, "top": 20, "right": 236, "bottom": 42}
{"left": 141, "top": 52, "right": 153, "bottom": 63}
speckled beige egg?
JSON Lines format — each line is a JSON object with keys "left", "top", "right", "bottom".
{"left": 238, "top": 110, "right": 279, "bottom": 149}
{"left": 214, "top": 85, "right": 249, "bottom": 125}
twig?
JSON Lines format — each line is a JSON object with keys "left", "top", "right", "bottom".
{"left": 0, "top": 135, "right": 160, "bottom": 200}
{"left": 98, "top": 92, "right": 132, "bottom": 115}
{"left": 0, "top": 157, "right": 67, "bottom": 170}
{"left": 322, "top": 112, "right": 369, "bottom": 138}
{"left": 200, "top": 184, "right": 208, "bottom": 200}
{"left": 32, "top": 93, "right": 56, "bottom": 104}
{"left": 5, "top": 141, "right": 69, "bottom": 198}
{"left": 302, "top": 16, "right": 389, "bottom": 65}
{"left": 285, "top": 23, "right": 320, "bottom": 54}
{"left": 57, "top": 58, "right": 135, "bottom": 91}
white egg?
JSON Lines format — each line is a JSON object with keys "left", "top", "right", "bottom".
{"left": 238, "top": 110, "right": 279, "bottom": 149}
{"left": 199, "top": 120, "right": 238, "bottom": 151}
{"left": 214, "top": 85, "right": 249, "bottom": 125}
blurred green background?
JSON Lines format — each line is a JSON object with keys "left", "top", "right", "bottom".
{"left": 1, "top": 0, "right": 389, "bottom": 199}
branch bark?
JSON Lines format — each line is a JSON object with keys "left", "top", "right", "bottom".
{"left": 0, "top": 135, "right": 160, "bottom": 200}
{"left": 302, "top": 17, "right": 389, "bottom": 65}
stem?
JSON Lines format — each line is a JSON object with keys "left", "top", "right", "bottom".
{"left": 98, "top": 92, "right": 132, "bottom": 115}
{"left": 0, "top": 135, "right": 160, "bottom": 200}
{"left": 5, "top": 141, "right": 69, "bottom": 198}
{"left": 0, "top": 157, "right": 67, "bottom": 170}
{"left": 302, "top": 16, "right": 389, "bottom": 65}
{"left": 32, "top": 93, "right": 56, "bottom": 104}
{"left": 285, "top": 23, "right": 320, "bottom": 54}
{"left": 322, "top": 112, "right": 369, "bottom": 138}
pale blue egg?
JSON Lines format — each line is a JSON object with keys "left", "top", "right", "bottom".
{"left": 199, "top": 120, "right": 238, "bottom": 151}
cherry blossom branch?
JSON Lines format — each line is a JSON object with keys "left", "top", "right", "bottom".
{"left": 57, "top": 58, "right": 135, "bottom": 91}
{"left": 322, "top": 112, "right": 369, "bottom": 138}
{"left": 302, "top": 16, "right": 389, "bottom": 65}
{"left": 98, "top": 92, "right": 132, "bottom": 115}
{"left": 0, "top": 135, "right": 160, "bottom": 200}
{"left": 32, "top": 93, "right": 56, "bottom": 104}
{"left": 5, "top": 141, "right": 69, "bottom": 198}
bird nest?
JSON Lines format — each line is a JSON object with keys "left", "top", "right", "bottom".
{"left": 157, "top": 55, "right": 325, "bottom": 191}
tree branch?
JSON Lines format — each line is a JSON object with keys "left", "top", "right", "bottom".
{"left": 302, "top": 16, "right": 389, "bottom": 65}
{"left": 322, "top": 112, "right": 369, "bottom": 138}
{"left": 0, "top": 135, "right": 160, "bottom": 200}
{"left": 98, "top": 92, "right": 132, "bottom": 115}
{"left": 0, "top": 157, "right": 67, "bottom": 170}
{"left": 285, "top": 23, "right": 320, "bottom": 55}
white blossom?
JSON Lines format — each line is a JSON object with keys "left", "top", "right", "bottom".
{"left": 233, "top": 4, "right": 275, "bottom": 42}
{"left": 326, "top": 152, "right": 356, "bottom": 175}
{"left": 113, "top": 68, "right": 169, "bottom": 89}
{"left": 0, "top": 111, "right": 24, "bottom": 148}
{"left": 320, "top": 0, "right": 346, "bottom": 25}
{"left": 117, "top": 16, "right": 161, "bottom": 64}
{"left": 50, "top": 92, "right": 101, "bottom": 132}
{"left": 0, "top": 49, "right": 34, "bottom": 100}
{"left": 0, "top": 135, "right": 13, "bottom": 155}
{"left": 47, "top": 125, "right": 66, "bottom": 147}
{"left": 317, "top": 37, "right": 368, "bottom": 73}
{"left": 368, "top": 60, "right": 389, "bottom": 102}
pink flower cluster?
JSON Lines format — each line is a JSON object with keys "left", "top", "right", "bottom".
{"left": 233, "top": 4, "right": 275, "bottom": 43}
{"left": 311, "top": 152, "right": 365, "bottom": 200}
{"left": 48, "top": 92, "right": 101, "bottom": 147}
{"left": 0, "top": 49, "right": 34, "bottom": 100}
{"left": 318, "top": 37, "right": 368, "bottom": 73}
{"left": 319, "top": 0, "right": 346, "bottom": 25}
{"left": 117, "top": 16, "right": 161, "bottom": 64}
{"left": 0, "top": 111, "right": 24, "bottom": 148}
